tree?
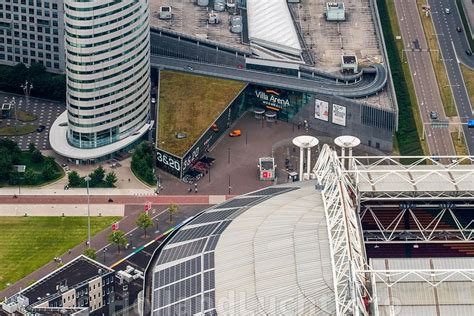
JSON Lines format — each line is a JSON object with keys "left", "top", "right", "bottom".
{"left": 108, "top": 230, "right": 127, "bottom": 254}
{"left": 41, "top": 156, "right": 56, "bottom": 181}
{"left": 131, "top": 141, "right": 156, "bottom": 185}
{"left": 28, "top": 143, "right": 36, "bottom": 154}
{"left": 0, "top": 139, "right": 20, "bottom": 165}
{"left": 31, "top": 149, "right": 43, "bottom": 163}
{"left": 8, "top": 171, "right": 21, "bottom": 185}
{"left": 0, "top": 148, "right": 13, "bottom": 181}
{"left": 83, "top": 248, "right": 97, "bottom": 260}
{"left": 136, "top": 212, "right": 153, "bottom": 238}
{"left": 68, "top": 171, "right": 83, "bottom": 187}
{"left": 24, "top": 168, "right": 36, "bottom": 185}
{"left": 105, "top": 171, "right": 118, "bottom": 187}
{"left": 168, "top": 204, "right": 179, "bottom": 224}
{"left": 89, "top": 165, "right": 105, "bottom": 186}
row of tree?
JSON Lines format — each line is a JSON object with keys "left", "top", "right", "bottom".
{"left": 131, "top": 141, "right": 156, "bottom": 185}
{"left": 84, "top": 204, "right": 179, "bottom": 258}
{"left": 0, "top": 63, "right": 66, "bottom": 101}
{"left": 67, "top": 166, "right": 117, "bottom": 188}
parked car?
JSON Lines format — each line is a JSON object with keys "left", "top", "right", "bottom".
{"left": 445, "top": 8, "right": 450, "bottom": 14}
{"left": 430, "top": 111, "right": 438, "bottom": 120}
{"left": 229, "top": 129, "right": 241, "bottom": 137}
{"left": 36, "top": 125, "right": 45, "bottom": 132}
{"left": 456, "top": 26, "right": 462, "bottom": 32}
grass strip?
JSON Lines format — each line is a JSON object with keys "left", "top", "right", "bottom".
{"left": 377, "top": 0, "right": 426, "bottom": 160}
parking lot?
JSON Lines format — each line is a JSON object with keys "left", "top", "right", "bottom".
{"left": 149, "top": 0, "right": 244, "bottom": 48}
{"left": 0, "top": 92, "right": 65, "bottom": 150}
{"left": 290, "top": 0, "right": 382, "bottom": 71}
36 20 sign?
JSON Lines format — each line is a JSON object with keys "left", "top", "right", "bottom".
{"left": 156, "top": 151, "right": 181, "bottom": 175}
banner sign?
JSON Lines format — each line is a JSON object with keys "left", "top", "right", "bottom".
{"left": 332, "top": 103, "right": 347, "bottom": 126}
{"left": 315, "top": 99, "right": 329, "bottom": 121}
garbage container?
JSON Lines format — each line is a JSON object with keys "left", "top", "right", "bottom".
{"left": 288, "top": 171, "right": 299, "bottom": 182}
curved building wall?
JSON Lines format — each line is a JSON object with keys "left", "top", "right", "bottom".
{"left": 64, "top": 0, "right": 150, "bottom": 149}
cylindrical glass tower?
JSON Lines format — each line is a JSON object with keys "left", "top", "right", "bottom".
{"left": 64, "top": 0, "right": 150, "bottom": 149}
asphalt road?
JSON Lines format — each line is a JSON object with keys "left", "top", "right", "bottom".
{"left": 151, "top": 55, "right": 387, "bottom": 98}
{"left": 395, "top": 0, "right": 455, "bottom": 157}
{"left": 429, "top": 0, "right": 474, "bottom": 154}
{"left": 429, "top": 1, "right": 474, "bottom": 68}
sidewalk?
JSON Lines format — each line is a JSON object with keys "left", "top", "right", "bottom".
{"left": 0, "top": 204, "right": 209, "bottom": 300}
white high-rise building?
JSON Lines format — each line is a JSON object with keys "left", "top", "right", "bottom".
{"left": 50, "top": 0, "right": 151, "bottom": 163}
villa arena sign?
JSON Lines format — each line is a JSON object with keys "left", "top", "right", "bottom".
{"left": 255, "top": 89, "right": 290, "bottom": 111}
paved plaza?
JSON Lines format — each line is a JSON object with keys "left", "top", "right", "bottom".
{"left": 0, "top": 92, "right": 65, "bottom": 150}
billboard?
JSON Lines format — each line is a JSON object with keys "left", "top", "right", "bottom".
{"left": 314, "top": 99, "right": 329, "bottom": 121}
{"left": 332, "top": 103, "right": 346, "bottom": 126}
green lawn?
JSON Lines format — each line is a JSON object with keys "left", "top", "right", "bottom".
{"left": 0, "top": 216, "right": 121, "bottom": 291}
{"left": 0, "top": 124, "right": 37, "bottom": 136}
{"left": 15, "top": 109, "right": 38, "bottom": 122}
{"left": 157, "top": 70, "right": 245, "bottom": 157}
{"left": 460, "top": 64, "right": 474, "bottom": 110}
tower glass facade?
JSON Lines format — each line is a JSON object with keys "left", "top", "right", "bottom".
{"left": 64, "top": 0, "right": 150, "bottom": 149}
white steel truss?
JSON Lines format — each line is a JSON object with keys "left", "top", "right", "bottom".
{"left": 313, "top": 148, "right": 474, "bottom": 315}
{"left": 360, "top": 206, "right": 474, "bottom": 243}
{"left": 313, "top": 144, "right": 368, "bottom": 316}
{"left": 363, "top": 268, "right": 474, "bottom": 287}
{"left": 346, "top": 155, "right": 474, "bottom": 201}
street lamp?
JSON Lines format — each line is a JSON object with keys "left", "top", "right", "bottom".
{"left": 129, "top": 233, "right": 133, "bottom": 248}
{"left": 10, "top": 97, "right": 17, "bottom": 132}
{"left": 84, "top": 176, "right": 91, "bottom": 248}
{"left": 102, "top": 247, "right": 107, "bottom": 263}
{"left": 20, "top": 80, "right": 33, "bottom": 114}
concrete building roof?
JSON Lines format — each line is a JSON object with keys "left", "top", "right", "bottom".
{"left": 49, "top": 110, "right": 150, "bottom": 161}
{"left": 247, "top": 0, "right": 302, "bottom": 57}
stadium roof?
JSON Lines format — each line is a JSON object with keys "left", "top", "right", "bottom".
{"left": 370, "top": 258, "right": 474, "bottom": 315}
{"left": 149, "top": 183, "right": 336, "bottom": 315}
{"left": 247, "top": 0, "right": 302, "bottom": 57}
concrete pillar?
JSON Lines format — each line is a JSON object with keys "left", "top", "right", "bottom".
{"left": 299, "top": 147, "right": 304, "bottom": 181}
{"left": 307, "top": 147, "right": 311, "bottom": 176}
{"left": 348, "top": 148, "right": 353, "bottom": 171}
{"left": 340, "top": 147, "right": 346, "bottom": 169}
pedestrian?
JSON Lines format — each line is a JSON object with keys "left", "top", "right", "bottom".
{"left": 188, "top": 187, "right": 192, "bottom": 193}
{"left": 68, "top": 249, "right": 71, "bottom": 255}
{"left": 297, "top": 122, "right": 301, "bottom": 130}
{"left": 194, "top": 183, "right": 197, "bottom": 189}
{"left": 13, "top": 194, "right": 17, "bottom": 199}
{"left": 128, "top": 178, "right": 130, "bottom": 182}
{"left": 195, "top": 187, "right": 198, "bottom": 193}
